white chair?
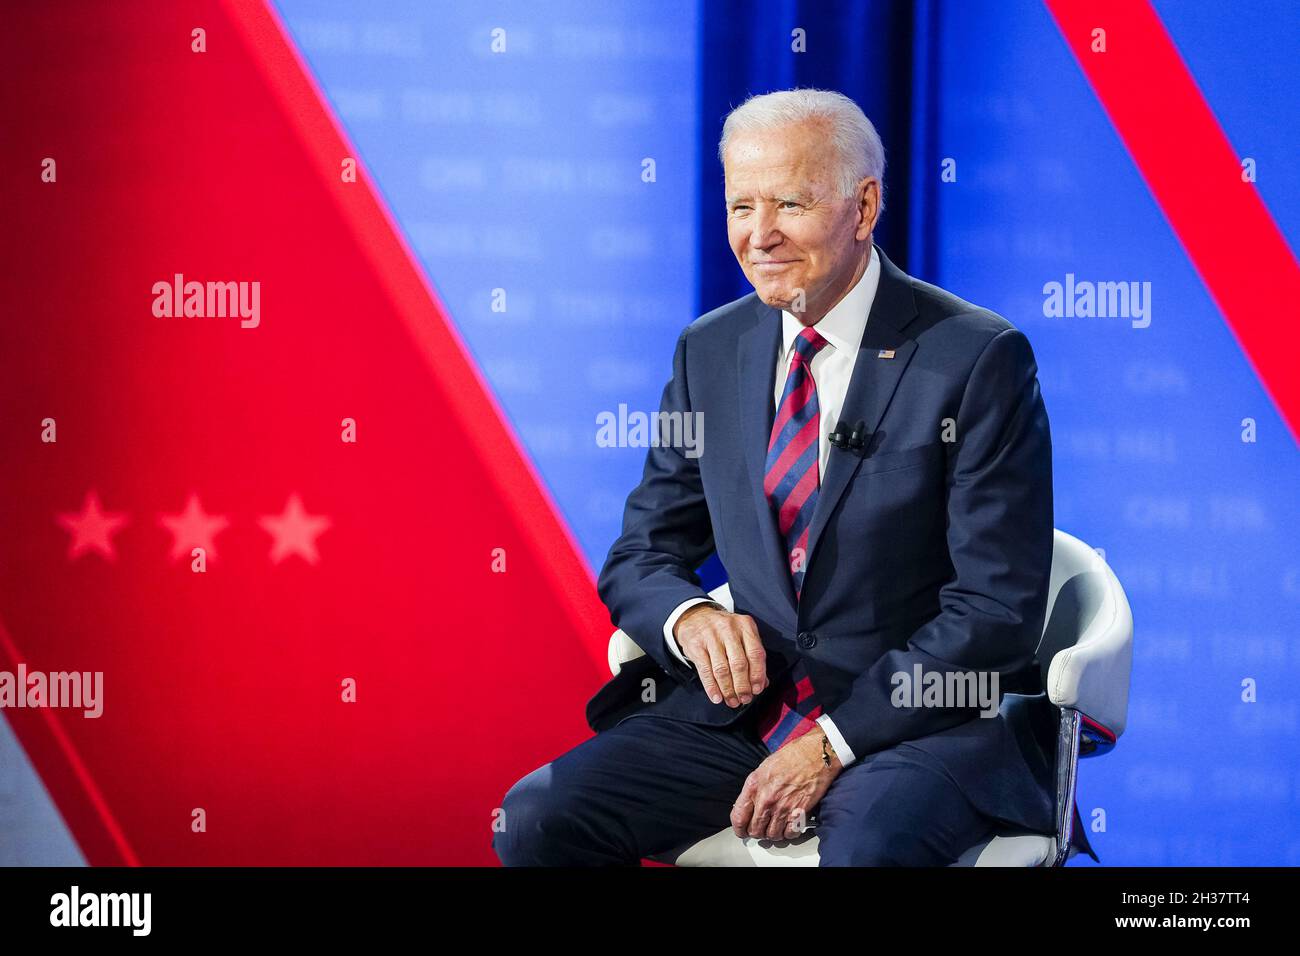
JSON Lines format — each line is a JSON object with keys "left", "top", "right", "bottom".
{"left": 606, "top": 529, "right": 1133, "bottom": 866}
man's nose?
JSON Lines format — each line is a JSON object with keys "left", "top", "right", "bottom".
{"left": 749, "top": 206, "right": 782, "bottom": 250}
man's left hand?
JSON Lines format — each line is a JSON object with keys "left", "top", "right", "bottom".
{"left": 731, "top": 731, "right": 843, "bottom": 841}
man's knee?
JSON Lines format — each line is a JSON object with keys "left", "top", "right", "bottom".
{"left": 819, "top": 822, "right": 949, "bottom": 867}
{"left": 492, "top": 765, "right": 560, "bottom": 866}
{"left": 491, "top": 763, "right": 614, "bottom": 866}
{"left": 817, "top": 780, "right": 989, "bottom": 867}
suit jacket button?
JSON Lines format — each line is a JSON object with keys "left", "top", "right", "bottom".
{"left": 797, "top": 631, "right": 817, "bottom": 649}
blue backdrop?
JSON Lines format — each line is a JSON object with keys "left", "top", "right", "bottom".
{"left": 922, "top": 0, "right": 1300, "bottom": 866}
{"left": 267, "top": 0, "right": 1298, "bottom": 866}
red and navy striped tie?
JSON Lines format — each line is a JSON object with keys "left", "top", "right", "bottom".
{"left": 756, "top": 325, "right": 828, "bottom": 752}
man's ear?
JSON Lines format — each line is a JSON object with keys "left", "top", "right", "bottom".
{"left": 855, "top": 178, "right": 880, "bottom": 241}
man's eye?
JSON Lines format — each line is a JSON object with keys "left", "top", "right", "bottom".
{"left": 779, "top": 201, "right": 801, "bottom": 210}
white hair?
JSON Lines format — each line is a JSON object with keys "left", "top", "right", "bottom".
{"left": 718, "top": 88, "right": 886, "bottom": 213}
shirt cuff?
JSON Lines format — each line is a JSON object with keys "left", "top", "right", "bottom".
{"left": 816, "top": 714, "right": 857, "bottom": 768}
{"left": 662, "top": 597, "right": 714, "bottom": 666}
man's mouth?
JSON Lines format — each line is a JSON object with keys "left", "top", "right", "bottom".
{"left": 751, "top": 260, "right": 797, "bottom": 271}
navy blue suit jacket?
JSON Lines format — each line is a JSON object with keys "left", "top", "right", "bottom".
{"left": 591, "top": 246, "right": 1092, "bottom": 854}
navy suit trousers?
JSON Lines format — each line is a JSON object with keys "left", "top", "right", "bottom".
{"left": 492, "top": 710, "right": 998, "bottom": 867}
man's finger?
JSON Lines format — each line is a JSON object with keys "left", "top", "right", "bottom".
{"left": 785, "top": 811, "right": 810, "bottom": 841}
{"left": 747, "top": 783, "right": 777, "bottom": 839}
{"left": 721, "top": 631, "right": 753, "bottom": 702}
{"left": 690, "top": 640, "right": 725, "bottom": 705}
{"left": 738, "top": 619, "right": 767, "bottom": 694}
{"left": 707, "top": 634, "right": 739, "bottom": 706}
{"left": 730, "top": 777, "right": 756, "bottom": 835}
{"left": 766, "top": 804, "right": 791, "bottom": 841}
{"left": 786, "top": 807, "right": 812, "bottom": 838}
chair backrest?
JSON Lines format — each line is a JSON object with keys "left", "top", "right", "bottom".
{"left": 1037, "top": 530, "right": 1133, "bottom": 738}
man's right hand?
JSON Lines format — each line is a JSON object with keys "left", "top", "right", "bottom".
{"left": 673, "top": 605, "right": 768, "bottom": 707}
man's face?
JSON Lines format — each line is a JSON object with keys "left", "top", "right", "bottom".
{"left": 724, "top": 120, "right": 878, "bottom": 320}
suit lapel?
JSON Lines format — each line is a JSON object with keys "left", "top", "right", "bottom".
{"left": 737, "top": 295, "right": 797, "bottom": 614}
{"left": 802, "top": 247, "right": 920, "bottom": 576}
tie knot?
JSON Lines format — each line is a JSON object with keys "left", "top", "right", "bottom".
{"left": 791, "top": 325, "right": 829, "bottom": 365}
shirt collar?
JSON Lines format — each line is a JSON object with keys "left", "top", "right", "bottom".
{"left": 779, "top": 245, "right": 880, "bottom": 361}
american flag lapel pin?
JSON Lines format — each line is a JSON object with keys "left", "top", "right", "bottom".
{"left": 877, "top": 349, "right": 895, "bottom": 359}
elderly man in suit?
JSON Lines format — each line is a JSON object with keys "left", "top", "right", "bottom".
{"left": 493, "top": 88, "right": 1093, "bottom": 866}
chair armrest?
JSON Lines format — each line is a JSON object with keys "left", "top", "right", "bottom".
{"left": 1045, "top": 562, "right": 1133, "bottom": 738}
{"left": 607, "top": 628, "right": 646, "bottom": 676}
{"left": 607, "top": 583, "right": 734, "bottom": 676}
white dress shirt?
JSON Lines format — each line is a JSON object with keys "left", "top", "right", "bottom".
{"left": 662, "top": 247, "right": 881, "bottom": 768}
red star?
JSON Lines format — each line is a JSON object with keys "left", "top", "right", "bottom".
{"left": 258, "top": 494, "right": 331, "bottom": 565}
{"left": 56, "top": 490, "right": 129, "bottom": 561}
{"left": 159, "top": 493, "right": 230, "bottom": 562}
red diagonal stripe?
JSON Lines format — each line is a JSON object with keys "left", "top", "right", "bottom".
{"left": 764, "top": 418, "right": 819, "bottom": 497}
{"left": 224, "top": 0, "right": 614, "bottom": 664}
{"left": 776, "top": 464, "right": 819, "bottom": 536}
{"left": 793, "top": 675, "right": 815, "bottom": 703}
{"left": 1044, "top": 0, "right": 1300, "bottom": 444}
{"left": 2, "top": 0, "right": 614, "bottom": 867}
{"left": 770, "top": 373, "right": 815, "bottom": 447}
{"left": 0, "top": 619, "right": 138, "bottom": 866}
